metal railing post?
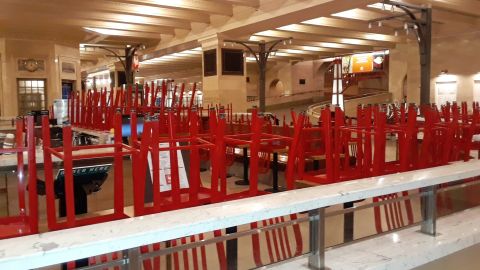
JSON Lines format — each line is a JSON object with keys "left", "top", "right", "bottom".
{"left": 125, "top": 247, "right": 142, "bottom": 270}
{"left": 308, "top": 207, "right": 328, "bottom": 270}
{"left": 420, "top": 185, "right": 437, "bottom": 236}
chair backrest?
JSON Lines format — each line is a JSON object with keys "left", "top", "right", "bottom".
{"left": 41, "top": 112, "right": 130, "bottom": 231}
{"left": 373, "top": 191, "right": 414, "bottom": 233}
{"left": 250, "top": 214, "right": 303, "bottom": 267}
{"left": 0, "top": 115, "right": 38, "bottom": 240}
{"left": 132, "top": 110, "right": 223, "bottom": 215}
{"left": 139, "top": 231, "right": 227, "bottom": 270}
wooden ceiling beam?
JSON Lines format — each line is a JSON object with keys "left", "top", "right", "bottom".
{"left": 331, "top": 8, "right": 386, "bottom": 21}
{"left": 83, "top": 28, "right": 161, "bottom": 39}
{"left": 2, "top": 0, "right": 211, "bottom": 23}
{"left": 0, "top": 11, "right": 176, "bottom": 35}
{"left": 302, "top": 16, "right": 399, "bottom": 35}
{"left": 277, "top": 23, "right": 404, "bottom": 43}
{"left": 70, "top": 11, "right": 192, "bottom": 29}
{"left": 249, "top": 35, "right": 376, "bottom": 51}
{"left": 285, "top": 44, "right": 354, "bottom": 54}
{"left": 108, "top": 0, "right": 234, "bottom": 16}
{"left": 254, "top": 29, "right": 396, "bottom": 48}
{"left": 219, "top": 0, "right": 260, "bottom": 8}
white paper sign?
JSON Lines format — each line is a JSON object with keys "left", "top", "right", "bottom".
{"left": 474, "top": 80, "right": 480, "bottom": 102}
{"left": 148, "top": 142, "right": 189, "bottom": 192}
{"left": 435, "top": 81, "right": 457, "bottom": 107}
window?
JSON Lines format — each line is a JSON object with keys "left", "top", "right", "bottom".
{"left": 221, "top": 49, "right": 244, "bottom": 76}
{"left": 17, "top": 79, "right": 47, "bottom": 115}
{"left": 203, "top": 49, "right": 217, "bottom": 77}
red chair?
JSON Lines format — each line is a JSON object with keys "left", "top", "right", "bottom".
{"left": 250, "top": 214, "right": 303, "bottom": 267}
{"left": 132, "top": 110, "right": 222, "bottom": 215}
{"left": 41, "top": 111, "right": 133, "bottom": 231}
{"left": 0, "top": 115, "right": 38, "bottom": 240}
{"left": 373, "top": 191, "right": 414, "bottom": 233}
{"left": 139, "top": 232, "right": 227, "bottom": 270}
{"left": 132, "top": 109, "right": 228, "bottom": 270}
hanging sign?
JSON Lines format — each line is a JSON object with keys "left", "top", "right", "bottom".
{"left": 352, "top": 53, "right": 374, "bottom": 73}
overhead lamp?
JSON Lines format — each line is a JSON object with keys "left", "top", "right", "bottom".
{"left": 223, "top": 41, "right": 227, "bottom": 47}
{"left": 394, "top": 30, "right": 398, "bottom": 36}
{"left": 289, "top": 38, "right": 292, "bottom": 44}
{"left": 378, "top": 21, "right": 383, "bottom": 27}
{"left": 404, "top": 22, "right": 408, "bottom": 30}
{"left": 368, "top": 22, "right": 372, "bottom": 29}
{"left": 283, "top": 40, "right": 287, "bottom": 45}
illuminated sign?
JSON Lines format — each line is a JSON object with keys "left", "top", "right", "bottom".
{"left": 341, "top": 52, "right": 387, "bottom": 74}
{"left": 352, "top": 54, "right": 374, "bottom": 73}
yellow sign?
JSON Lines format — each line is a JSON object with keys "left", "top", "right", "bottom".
{"left": 352, "top": 54, "right": 373, "bottom": 73}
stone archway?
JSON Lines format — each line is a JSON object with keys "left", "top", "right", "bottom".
{"left": 269, "top": 79, "right": 285, "bottom": 96}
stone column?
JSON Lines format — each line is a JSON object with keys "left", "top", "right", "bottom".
{"left": 199, "top": 35, "right": 248, "bottom": 112}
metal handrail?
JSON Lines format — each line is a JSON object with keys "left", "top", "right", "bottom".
{"left": 0, "top": 160, "right": 479, "bottom": 269}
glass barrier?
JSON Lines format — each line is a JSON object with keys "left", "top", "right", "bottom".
{"left": 28, "top": 175, "right": 480, "bottom": 270}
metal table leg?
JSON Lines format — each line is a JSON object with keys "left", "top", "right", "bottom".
{"left": 265, "top": 152, "right": 284, "bottom": 192}
{"left": 235, "top": 147, "right": 249, "bottom": 186}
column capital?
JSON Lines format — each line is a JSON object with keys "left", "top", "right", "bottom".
{"left": 198, "top": 34, "right": 225, "bottom": 50}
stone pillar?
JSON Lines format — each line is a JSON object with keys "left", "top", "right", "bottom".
{"left": 199, "top": 35, "right": 248, "bottom": 112}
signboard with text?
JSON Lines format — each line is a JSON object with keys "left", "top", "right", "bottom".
{"left": 147, "top": 143, "right": 189, "bottom": 192}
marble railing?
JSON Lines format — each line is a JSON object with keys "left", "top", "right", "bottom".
{"left": 0, "top": 160, "right": 479, "bottom": 269}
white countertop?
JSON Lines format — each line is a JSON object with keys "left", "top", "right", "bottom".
{"left": 0, "top": 148, "right": 116, "bottom": 168}
{"left": 272, "top": 205, "right": 480, "bottom": 270}
{"left": 0, "top": 160, "right": 478, "bottom": 269}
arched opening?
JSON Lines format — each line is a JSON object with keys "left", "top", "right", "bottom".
{"left": 269, "top": 79, "right": 285, "bottom": 96}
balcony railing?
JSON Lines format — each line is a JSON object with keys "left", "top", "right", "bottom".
{"left": 0, "top": 160, "right": 479, "bottom": 269}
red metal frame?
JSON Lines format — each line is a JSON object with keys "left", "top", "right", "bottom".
{"left": 250, "top": 214, "right": 303, "bottom": 267}
{"left": 373, "top": 191, "right": 414, "bottom": 233}
{"left": 0, "top": 115, "right": 38, "bottom": 239}
{"left": 132, "top": 110, "right": 221, "bottom": 215}
{"left": 41, "top": 111, "right": 134, "bottom": 231}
